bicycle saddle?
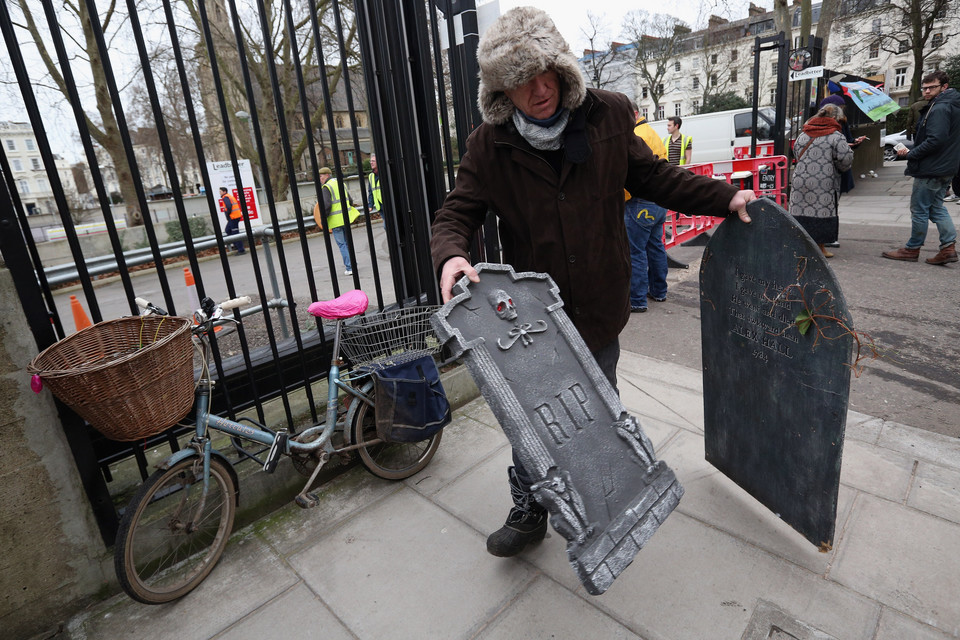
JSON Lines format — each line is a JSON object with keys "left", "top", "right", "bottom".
{"left": 308, "top": 289, "right": 369, "bottom": 319}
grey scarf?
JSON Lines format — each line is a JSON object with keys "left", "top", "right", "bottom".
{"left": 512, "top": 109, "right": 570, "bottom": 150}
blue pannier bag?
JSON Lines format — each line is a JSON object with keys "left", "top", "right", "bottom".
{"left": 373, "top": 355, "right": 451, "bottom": 442}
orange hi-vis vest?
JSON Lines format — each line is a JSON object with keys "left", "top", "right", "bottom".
{"left": 223, "top": 193, "right": 241, "bottom": 220}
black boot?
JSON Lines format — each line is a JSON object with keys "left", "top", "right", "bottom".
{"left": 486, "top": 466, "right": 548, "bottom": 557}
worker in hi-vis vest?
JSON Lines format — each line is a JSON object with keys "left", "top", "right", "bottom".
{"left": 367, "top": 153, "right": 382, "bottom": 213}
{"left": 662, "top": 116, "right": 693, "bottom": 166}
{"left": 220, "top": 186, "right": 245, "bottom": 254}
{"left": 313, "top": 167, "right": 361, "bottom": 276}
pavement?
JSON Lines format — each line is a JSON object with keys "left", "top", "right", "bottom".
{"left": 55, "top": 162, "right": 960, "bottom": 640}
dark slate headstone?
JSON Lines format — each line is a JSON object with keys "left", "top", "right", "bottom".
{"left": 432, "top": 263, "right": 683, "bottom": 595}
{"left": 700, "top": 198, "right": 852, "bottom": 549}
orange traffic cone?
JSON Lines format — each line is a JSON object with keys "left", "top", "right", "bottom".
{"left": 70, "top": 295, "right": 92, "bottom": 332}
{"left": 184, "top": 267, "right": 201, "bottom": 319}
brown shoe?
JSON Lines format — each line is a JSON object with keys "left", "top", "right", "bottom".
{"left": 881, "top": 247, "right": 920, "bottom": 261}
{"left": 925, "top": 243, "right": 958, "bottom": 265}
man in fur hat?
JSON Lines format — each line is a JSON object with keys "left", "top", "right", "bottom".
{"left": 430, "top": 7, "right": 756, "bottom": 558}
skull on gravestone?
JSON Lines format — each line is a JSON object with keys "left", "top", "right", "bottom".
{"left": 488, "top": 289, "right": 517, "bottom": 321}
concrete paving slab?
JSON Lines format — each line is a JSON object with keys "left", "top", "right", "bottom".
{"left": 460, "top": 395, "right": 500, "bottom": 429}
{"left": 830, "top": 493, "right": 960, "bottom": 636}
{"left": 67, "top": 531, "right": 298, "bottom": 640}
{"left": 839, "top": 438, "right": 915, "bottom": 503}
{"left": 403, "top": 415, "right": 508, "bottom": 497}
{"left": 289, "top": 487, "right": 537, "bottom": 639}
{"left": 908, "top": 460, "right": 960, "bottom": 525}
{"left": 475, "top": 574, "right": 641, "bottom": 640}
{"left": 589, "top": 512, "right": 880, "bottom": 640}
{"left": 741, "top": 599, "right": 838, "bottom": 639}
{"left": 845, "top": 413, "right": 883, "bottom": 444}
{"left": 877, "top": 421, "right": 960, "bottom": 470}
{"left": 874, "top": 607, "right": 958, "bottom": 640}
{"left": 618, "top": 373, "right": 704, "bottom": 434}
{"left": 213, "top": 583, "right": 354, "bottom": 640}
{"left": 619, "top": 350, "right": 703, "bottom": 393}
{"left": 246, "top": 467, "right": 402, "bottom": 557}
{"left": 658, "top": 429, "right": 847, "bottom": 574}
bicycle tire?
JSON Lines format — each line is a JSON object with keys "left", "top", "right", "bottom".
{"left": 114, "top": 456, "right": 236, "bottom": 604}
{"left": 350, "top": 386, "right": 442, "bottom": 480}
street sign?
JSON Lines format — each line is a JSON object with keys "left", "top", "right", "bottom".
{"left": 789, "top": 65, "right": 824, "bottom": 82}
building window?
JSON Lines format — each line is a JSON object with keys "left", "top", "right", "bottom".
{"left": 657, "top": 104, "right": 664, "bottom": 120}
{"left": 844, "top": 24, "right": 853, "bottom": 37}
{"left": 898, "top": 40, "right": 909, "bottom": 54}
{"left": 771, "top": 62, "right": 778, "bottom": 74}
{"left": 711, "top": 53, "right": 718, "bottom": 64}
{"left": 12, "top": 159, "right": 22, "bottom": 171}
{"left": 25, "top": 139, "right": 35, "bottom": 151}
{"left": 642, "top": 107, "right": 648, "bottom": 120}
{"left": 693, "top": 77, "right": 700, "bottom": 89}
{"left": 711, "top": 74, "right": 718, "bottom": 87}
{"left": 872, "top": 18, "right": 881, "bottom": 34}
{"left": 36, "top": 177, "right": 48, "bottom": 191}
{"left": 674, "top": 61, "right": 681, "bottom": 71}
{"left": 842, "top": 48, "right": 852, "bottom": 64}
{"left": 898, "top": 97, "right": 910, "bottom": 106}
{"left": 17, "top": 179, "right": 29, "bottom": 194}
{"left": 936, "top": 3, "right": 947, "bottom": 18}
{"left": 770, "top": 87, "right": 776, "bottom": 104}
{"left": 693, "top": 100, "right": 700, "bottom": 113}
{"left": 31, "top": 157, "right": 41, "bottom": 170}
{"left": 895, "top": 67, "right": 907, "bottom": 88}
{"left": 5, "top": 139, "right": 14, "bottom": 151}
{"left": 901, "top": 12, "right": 910, "bottom": 26}
{"left": 730, "top": 70, "right": 738, "bottom": 83}
{"left": 675, "top": 103, "right": 682, "bottom": 116}
{"left": 642, "top": 87, "right": 648, "bottom": 99}
{"left": 657, "top": 83, "right": 664, "bottom": 94}
{"left": 675, "top": 78, "right": 681, "bottom": 90}
{"left": 869, "top": 41, "right": 879, "bottom": 58}
{"left": 693, "top": 58, "right": 700, "bottom": 69}
{"left": 731, "top": 49, "right": 738, "bottom": 61}
{"left": 932, "top": 32, "right": 943, "bottom": 48}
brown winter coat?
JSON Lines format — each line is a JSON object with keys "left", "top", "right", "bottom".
{"left": 431, "top": 89, "right": 738, "bottom": 351}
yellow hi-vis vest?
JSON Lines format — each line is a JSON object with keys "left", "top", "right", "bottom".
{"left": 625, "top": 118, "right": 668, "bottom": 200}
{"left": 322, "top": 178, "right": 361, "bottom": 229}
{"left": 662, "top": 133, "right": 692, "bottom": 165}
{"left": 367, "top": 172, "right": 382, "bottom": 211}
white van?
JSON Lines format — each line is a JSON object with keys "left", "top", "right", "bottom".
{"left": 649, "top": 107, "right": 777, "bottom": 163}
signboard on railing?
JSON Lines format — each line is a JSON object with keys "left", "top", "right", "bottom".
{"left": 206, "top": 159, "right": 263, "bottom": 231}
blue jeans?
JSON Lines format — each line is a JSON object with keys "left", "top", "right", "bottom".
{"left": 224, "top": 218, "right": 244, "bottom": 253}
{"left": 331, "top": 226, "right": 353, "bottom": 271}
{"left": 907, "top": 176, "right": 957, "bottom": 249}
{"left": 624, "top": 198, "right": 668, "bottom": 307}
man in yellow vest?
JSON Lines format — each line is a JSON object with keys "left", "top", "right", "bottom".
{"left": 220, "top": 186, "right": 245, "bottom": 254}
{"left": 313, "top": 167, "right": 361, "bottom": 275}
{"left": 663, "top": 116, "right": 693, "bottom": 165}
{"left": 626, "top": 104, "right": 670, "bottom": 312}
{"left": 366, "top": 153, "right": 382, "bottom": 214}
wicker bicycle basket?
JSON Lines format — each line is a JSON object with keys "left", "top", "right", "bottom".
{"left": 27, "top": 315, "right": 195, "bottom": 442}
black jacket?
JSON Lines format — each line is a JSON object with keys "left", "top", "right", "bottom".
{"left": 906, "top": 88, "right": 960, "bottom": 178}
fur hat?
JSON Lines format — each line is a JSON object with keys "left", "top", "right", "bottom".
{"left": 476, "top": 7, "right": 587, "bottom": 125}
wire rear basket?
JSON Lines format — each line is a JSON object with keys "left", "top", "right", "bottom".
{"left": 28, "top": 315, "right": 195, "bottom": 442}
{"left": 339, "top": 305, "right": 443, "bottom": 369}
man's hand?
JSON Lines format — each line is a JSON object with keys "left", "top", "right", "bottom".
{"left": 439, "top": 256, "right": 479, "bottom": 303}
{"left": 728, "top": 190, "right": 756, "bottom": 223}
{"left": 896, "top": 145, "right": 909, "bottom": 158}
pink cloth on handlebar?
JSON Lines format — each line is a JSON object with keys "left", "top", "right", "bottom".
{"left": 308, "top": 289, "right": 369, "bottom": 319}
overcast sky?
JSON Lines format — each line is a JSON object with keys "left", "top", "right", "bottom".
{"left": 490, "top": 0, "right": 773, "bottom": 52}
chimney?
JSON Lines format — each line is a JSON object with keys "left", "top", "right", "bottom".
{"left": 708, "top": 15, "right": 729, "bottom": 29}
{"left": 748, "top": 2, "right": 765, "bottom": 17}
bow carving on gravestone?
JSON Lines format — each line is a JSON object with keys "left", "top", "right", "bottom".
{"left": 488, "top": 288, "right": 548, "bottom": 350}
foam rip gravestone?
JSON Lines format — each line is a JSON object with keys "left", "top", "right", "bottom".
{"left": 431, "top": 263, "right": 682, "bottom": 595}
{"left": 700, "top": 198, "right": 852, "bottom": 550}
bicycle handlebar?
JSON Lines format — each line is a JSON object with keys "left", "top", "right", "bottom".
{"left": 220, "top": 296, "right": 252, "bottom": 311}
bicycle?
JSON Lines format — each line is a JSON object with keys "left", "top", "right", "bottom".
{"left": 113, "top": 290, "right": 444, "bottom": 604}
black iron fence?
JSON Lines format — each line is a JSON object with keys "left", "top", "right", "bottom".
{"left": 0, "top": 0, "right": 483, "bottom": 544}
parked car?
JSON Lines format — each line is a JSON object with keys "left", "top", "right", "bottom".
{"left": 881, "top": 130, "right": 908, "bottom": 162}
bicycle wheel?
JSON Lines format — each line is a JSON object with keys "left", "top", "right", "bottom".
{"left": 114, "top": 456, "right": 236, "bottom": 604}
{"left": 350, "top": 390, "right": 442, "bottom": 480}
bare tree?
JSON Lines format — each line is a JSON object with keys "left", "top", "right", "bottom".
{"left": 181, "top": 0, "right": 361, "bottom": 201}
{"left": 622, "top": 10, "right": 690, "bottom": 119}
{"left": 580, "top": 12, "right": 631, "bottom": 93}
{"left": 844, "top": 0, "right": 960, "bottom": 103}
{"left": 10, "top": 0, "right": 156, "bottom": 226}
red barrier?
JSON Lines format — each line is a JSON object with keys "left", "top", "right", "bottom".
{"left": 663, "top": 155, "right": 788, "bottom": 249}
